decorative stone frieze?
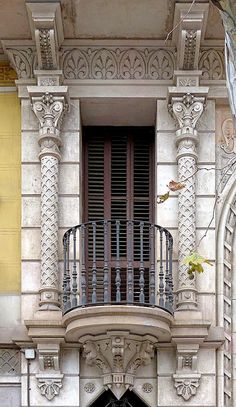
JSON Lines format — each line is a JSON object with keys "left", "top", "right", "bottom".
{"left": 62, "top": 47, "right": 176, "bottom": 80}
{"left": 81, "top": 331, "right": 157, "bottom": 400}
{"left": 28, "top": 86, "right": 69, "bottom": 309}
{"left": 199, "top": 48, "right": 225, "bottom": 80}
{"left": 169, "top": 91, "right": 207, "bottom": 310}
{"left": 173, "top": 345, "right": 201, "bottom": 401}
{"left": 2, "top": 42, "right": 36, "bottom": 80}
{"left": 36, "top": 344, "right": 63, "bottom": 401}
{"left": 26, "top": 2, "right": 64, "bottom": 70}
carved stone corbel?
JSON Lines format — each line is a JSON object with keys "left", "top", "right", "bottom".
{"left": 172, "top": 3, "right": 209, "bottom": 71}
{"left": 168, "top": 91, "right": 207, "bottom": 310}
{"left": 36, "top": 344, "right": 63, "bottom": 401}
{"left": 81, "top": 332, "right": 157, "bottom": 400}
{"left": 28, "top": 87, "right": 69, "bottom": 309}
{"left": 173, "top": 344, "right": 201, "bottom": 401}
{"left": 26, "top": 2, "right": 64, "bottom": 70}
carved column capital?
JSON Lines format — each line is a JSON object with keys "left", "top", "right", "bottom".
{"left": 31, "top": 91, "right": 68, "bottom": 160}
{"left": 170, "top": 93, "right": 205, "bottom": 132}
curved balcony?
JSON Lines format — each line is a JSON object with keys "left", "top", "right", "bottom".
{"left": 62, "top": 219, "right": 173, "bottom": 310}
{"left": 62, "top": 219, "right": 173, "bottom": 341}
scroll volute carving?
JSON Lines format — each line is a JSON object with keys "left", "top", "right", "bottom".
{"left": 81, "top": 332, "right": 157, "bottom": 400}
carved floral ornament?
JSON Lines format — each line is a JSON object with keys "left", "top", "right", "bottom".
{"left": 3, "top": 44, "right": 226, "bottom": 81}
{"left": 81, "top": 332, "right": 157, "bottom": 400}
{"left": 36, "top": 345, "right": 63, "bottom": 401}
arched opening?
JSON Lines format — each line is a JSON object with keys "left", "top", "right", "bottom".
{"left": 90, "top": 389, "right": 149, "bottom": 407}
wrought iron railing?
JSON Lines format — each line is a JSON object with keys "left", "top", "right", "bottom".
{"left": 62, "top": 220, "right": 173, "bottom": 314}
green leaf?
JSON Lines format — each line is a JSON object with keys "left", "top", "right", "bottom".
{"left": 183, "top": 251, "right": 213, "bottom": 279}
{"left": 157, "top": 191, "right": 170, "bottom": 204}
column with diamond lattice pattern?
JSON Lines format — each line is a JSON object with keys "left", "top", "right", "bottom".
{"left": 30, "top": 89, "right": 68, "bottom": 309}
{"left": 169, "top": 92, "right": 206, "bottom": 310}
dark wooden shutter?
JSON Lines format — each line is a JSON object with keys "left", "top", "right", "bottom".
{"left": 83, "top": 127, "right": 154, "bottom": 303}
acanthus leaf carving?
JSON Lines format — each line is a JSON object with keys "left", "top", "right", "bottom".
{"left": 199, "top": 48, "right": 225, "bottom": 80}
{"left": 4, "top": 47, "right": 36, "bottom": 79}
{"left": 81, "top": 332, "right": 157, "bottom": 400}
{"left": 174, "top": 377, "right": 200, "bottom": 400}
{"left": 37, "top": 376, "right": 63, "bottom": 400}
{"left": 62, "top": 47, "right": 175, "bottom": 80}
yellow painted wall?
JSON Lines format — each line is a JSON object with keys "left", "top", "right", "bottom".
{"left": 0, "top": 93, "right": 21, "bottom": 292}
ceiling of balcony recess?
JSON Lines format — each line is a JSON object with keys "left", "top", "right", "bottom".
{"left": 0, "top": 0, "right": 225, "bottom": 44}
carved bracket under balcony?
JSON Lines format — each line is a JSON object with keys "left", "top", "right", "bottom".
{"left": 36, "top": 344, "right": 63, "bottom": 401}
{"left": 173, "top": 344, "right": 201, "bottom": 401}
{"left": 81, "top": 331, "right": 157, "bottom": 400}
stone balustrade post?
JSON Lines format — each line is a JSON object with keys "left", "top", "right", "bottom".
{"left": 169, "top": 92, "right": 206, "bottom": 310}
{"left": 29, "top": 88, "right": 68, "bottom": 309}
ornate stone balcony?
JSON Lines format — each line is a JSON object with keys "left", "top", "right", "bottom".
{"left": 62, "top": 220, "right": 174, "bottom": 341}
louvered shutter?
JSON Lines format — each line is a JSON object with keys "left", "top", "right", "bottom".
{"left": 83, "top": 127, "right": 154, "bottom": 304}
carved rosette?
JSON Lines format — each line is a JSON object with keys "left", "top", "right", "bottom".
{"left": 31, "top": 92, "right": 68, "bottom": 308}
{"left": 169, "top": 93, "right": 205, "bottom": 310}
{"left": 81, "top": 332, "right": 156, "bottom": 400}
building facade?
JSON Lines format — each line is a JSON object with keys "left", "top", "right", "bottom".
{"left": 0, "top": 1, "right": 236, "bottom": 406}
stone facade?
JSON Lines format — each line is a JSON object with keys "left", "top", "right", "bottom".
{"left": 0, "top": 1, "right": 235, "bottom": 407}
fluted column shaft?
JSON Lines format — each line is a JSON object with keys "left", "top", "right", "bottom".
{"left": 169, "top": 93, "right": 205, "bottom": 310}
{"left": 31, "top": 91, "right": 68, "bottom": 309}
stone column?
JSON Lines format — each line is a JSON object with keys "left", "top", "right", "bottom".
{"left": 169, "top": 93, "right": 206, "bottom": 310}
{"left": 30, "top": 88, "right": 68, "bottom": 309}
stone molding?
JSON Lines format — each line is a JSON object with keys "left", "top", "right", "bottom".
{"left": 169, "top": 90, "right": 207, "bottom": 310}
{"left": 81, "top": 331, "right": 157, "bottom": 400}
{"left": 173, "top": 344, "right": 201, "bottom": 401}
{"left": 221, "top": 194, "right": 236, "bottom": 406}
{"left": 28, "top": 87, "right": 69, "bottom": 309}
